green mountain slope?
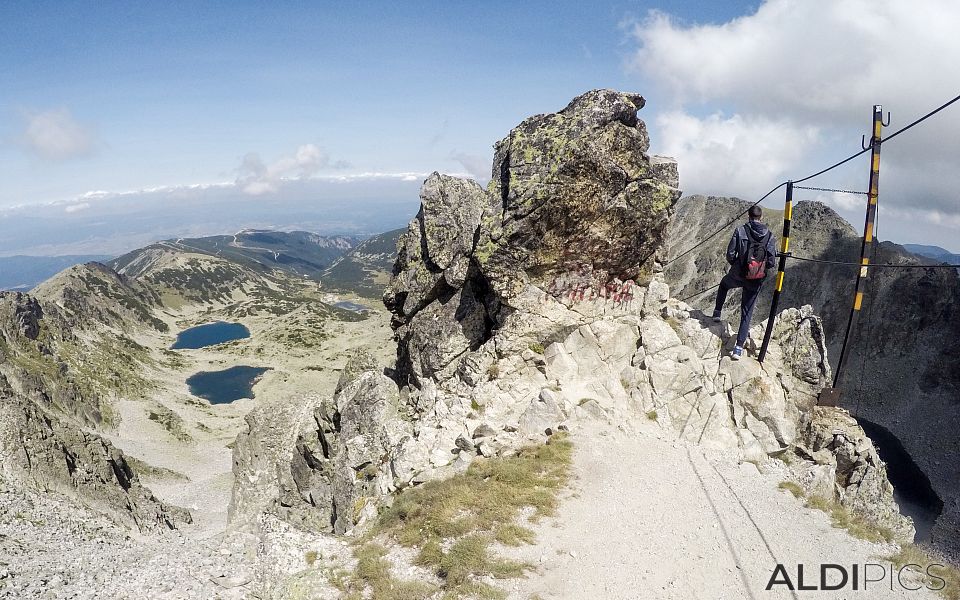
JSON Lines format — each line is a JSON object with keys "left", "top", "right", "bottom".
{"left": 321, "top": 228, "right": 403, "bottom": 298}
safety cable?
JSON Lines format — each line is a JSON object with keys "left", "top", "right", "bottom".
{"left": 678, "top": 282, "right": 721, "bottom": 304}
{"left": 782, "top": 254, "right": 960, "bottom": 268}
{"left": 792, "top": 185, "right": 868, "bottom": 195}
{"left": 882, "top": 91, "right": 960, "bottom": 143}
{"left": 665, "top": 90, "right": 960, "bottom": 267}
{"left": 793, "top": 147, "right": 872, "bottom": 184}
{"left": 664, "top": 182, "right": 786, "bottom": 266}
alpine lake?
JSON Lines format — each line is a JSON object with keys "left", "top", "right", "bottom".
{"left": 173, "top": 321, "right": 269, "bottom": 404}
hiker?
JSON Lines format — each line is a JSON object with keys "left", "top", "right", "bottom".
{"left": 713, "top": 205, "right": 776, "bottom": 360}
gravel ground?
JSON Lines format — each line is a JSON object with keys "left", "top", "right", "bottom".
{"left": 505, "top": 424, "right": 941, "bottom": 600}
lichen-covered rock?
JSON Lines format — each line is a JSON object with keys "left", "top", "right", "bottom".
{"left": 385, "top": 89, "right": 680, "bottom": 387}
{"left": 383, "top": 173, "right": 487, "bottom": 327}
{"left": 480, "top": 90, "right": 680, "bottom": 300}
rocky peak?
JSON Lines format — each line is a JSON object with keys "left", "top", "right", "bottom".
{"left": 232, "top": 93, "right": 913, "bottom": 571}
{"left": 384, "top": 89, "right": 681, "bottom": 387}
{"left": 481, "top": 89, "right": 678, "bottom": 300}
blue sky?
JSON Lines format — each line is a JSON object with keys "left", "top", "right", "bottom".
{"left": 0, "top": 1, "right": 753, "bottom": 205}
{"left": 2, "top": 1, "right": 960, "bottom": 254}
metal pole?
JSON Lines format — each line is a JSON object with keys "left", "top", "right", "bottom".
{"left": 757, "top": 181, "right": 793, "bottom": 363}
{"left": 833, "top": 105, "right": 884, "bottom": 388}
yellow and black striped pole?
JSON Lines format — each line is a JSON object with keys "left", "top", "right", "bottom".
{"left": 757, "top": 181, "right": 793, "bottom": 363}
{"left": 833, "top": 105, "right": 884, "bottom": 389}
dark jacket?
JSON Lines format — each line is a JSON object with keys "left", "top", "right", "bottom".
{"left": 726, "top": 220, "right": 776, "bottom": 279}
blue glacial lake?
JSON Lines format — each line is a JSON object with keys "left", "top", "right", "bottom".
{"left": 171, "top": 321, "right": 250, "bottom": 349}
{"left": 186, "top": 366, "right": 270, "bottom": 405}
{"left": 334, "top": 300, "right": 370, "bottom": 312}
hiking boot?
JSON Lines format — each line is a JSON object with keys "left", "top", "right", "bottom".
{"left": 730, "top": 345, "right": 743, "bottom": 360}
{"left": 712, "top": 310, "right": 722, "bottom": 323}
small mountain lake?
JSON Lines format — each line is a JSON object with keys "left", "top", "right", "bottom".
{"left": 186, "top": 366, "right": 270, "bottom": 404}
{"left": 334, "top": 300, "right": 370, "bottom": 312}
{"left": 171, "top": 321, "right": 250, "bottom": 349}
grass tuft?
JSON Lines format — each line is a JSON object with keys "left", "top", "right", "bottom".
{"left": 888, "top": 544, "right": 960, "bottom": 600}
{"left": 780, "top": 480, "right": 894, "bottom": 543}
{"left": 777, "top": 481, "right": 804, "bottom": 499}
{"left": 352, "top": 543, "right": 435, "bottom": 600}
{"left": 343, "top": 433, "right": 573, "bottom": 599}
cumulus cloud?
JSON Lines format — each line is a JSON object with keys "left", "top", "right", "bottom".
{"left": 20, "top": 108, "right": 95, "bottom": 161}
{"left": 654, "top": 111, "right": 819, "bottom": 198}
{"left": 236, "top": 144, "right": 351, "bottom": 195}
{"left": 450, "top": 151, "right": 490, "bottom": 183}
{"left": 627, "top": 0, "right": 960, "bottom": 246}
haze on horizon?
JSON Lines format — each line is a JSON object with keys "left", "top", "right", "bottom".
{"left": 2, "top": 0, "right": 960, "bottom": 255}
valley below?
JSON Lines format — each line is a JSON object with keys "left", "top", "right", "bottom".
{"left": 1, "top": 90, "right": 958, "bottom": 600}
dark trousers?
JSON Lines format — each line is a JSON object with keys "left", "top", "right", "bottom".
{"left": 714, "top": 272, "right": 763, "bottom": 347}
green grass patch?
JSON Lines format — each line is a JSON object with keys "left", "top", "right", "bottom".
{"left": 528, "top": 342, "right": 545, "bottom": 354}
{"left": 888, "top": 544, "right": 960, "bottom": 600}
{"left": 342, "top": 433, "right": 573, "bottom": 599}
{"left": 782, "top": 481, "right": 894, "bottom": 544}
{"left": 777, "top": 481, "right": 804, "bottom": 499}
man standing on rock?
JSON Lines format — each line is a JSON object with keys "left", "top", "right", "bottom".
{"left": 712, "top": 205, "right": 777, "bottom": 360}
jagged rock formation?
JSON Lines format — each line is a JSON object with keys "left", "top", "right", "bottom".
{"left": 0, "top": 390, "right": 190, "bottom": 532}
{"left": 238, "top": 90, "right": 912, "bottom": 557}
{"left": 384, "top": 89, "right": 680, "bottom": 387}
{"left": 274, "top": 351, "right": 413, "bottom": 534}
{"left": 0, "top": 292, "right": 189, "bottom": 531}
{"left": 665, "top": 194, "right": 960, "bottom": 557}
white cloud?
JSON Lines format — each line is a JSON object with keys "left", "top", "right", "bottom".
{"left": 450, "top": 151, "right": 490, "bottom": 183}
{"left": 236, "top": 144, "right": 351, "bottom": 195}
{"left": 655, "top": 111, "right": 819, "bottom": 199}
{"left": 20, "top": 108, "right": 95, "bottom": 161}
{"left": 627, "top": 0, "right": 960, "bottom": 246}
{"left": 63, "top": 202, "right": 90, "bottom": 213}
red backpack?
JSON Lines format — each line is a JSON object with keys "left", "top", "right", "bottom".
{"left": 741, "top": 225, "right": 772, "bottom": 280}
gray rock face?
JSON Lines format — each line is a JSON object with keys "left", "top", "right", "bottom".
{"left": 797, "top": 407, "right": 915, "bottom": 541}
{"left": 480, "top": 89, "right": 680, "bottom": 300}
{"left": 276, "top": 352, "right": 412, "bottom": 534}
{"left": 0, "top": 290, "right": 189, "bottom": 533}
{"left": 385, "top": 89, "right": 681, "bottom": 387}
{"left": 665, "top": 194, "right": 960, "bottom": 557}
{"left": 0, "top": 391, "right": 190, "bottom": 532}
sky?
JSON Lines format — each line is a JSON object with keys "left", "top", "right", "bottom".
{"left": 1, "top": 0, "right": 959, "bottom": 255}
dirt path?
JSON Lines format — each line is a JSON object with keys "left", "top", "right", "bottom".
{"left": 505, "top": 425, "right": 939, "bottom": 600}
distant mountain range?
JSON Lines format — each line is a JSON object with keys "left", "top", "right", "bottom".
{"left": 0, "top": 254, "right": 113, "bottom": 291}
{"left": 111, "top": 229, "right": 357, "bottom": 283}
{"left": 109, "top": 228, "right": 401, "bottom": 299}
{"left": 902, "top": 243, "right": 960, "bottom": 264}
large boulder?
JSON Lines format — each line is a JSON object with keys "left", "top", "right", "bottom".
{"left": 384, "top": 89, "right": 681, "bottom": 387}
{"left": 480, "top": 89, "right": 680, "bottom": 300}
{"left": 796, "top": 406, "right": 916, "bottom": 541}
